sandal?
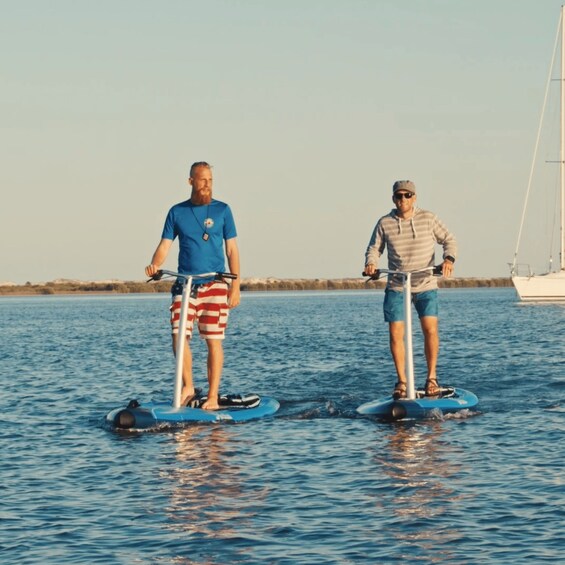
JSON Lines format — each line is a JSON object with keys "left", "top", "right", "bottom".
{"left": 392, "top": 381, "right": 407, "bottom": 400}
{"left": 182, "top": 387, "right": 202, "bottom": 407}
{"left": 425, "top": 378, "right": 441, "bottom": 397}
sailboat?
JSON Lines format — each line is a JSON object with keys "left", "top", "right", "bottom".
{"left": 510, "top": 6, "right": 565, "bottom": 301}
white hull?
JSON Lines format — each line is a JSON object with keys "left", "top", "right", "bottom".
{"left": 512, "top": 270, "right": 565, "bottom": 301}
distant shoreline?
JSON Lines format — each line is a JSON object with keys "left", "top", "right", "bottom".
{"left": 0, "top": 277, "right": 513, "bottom": 296}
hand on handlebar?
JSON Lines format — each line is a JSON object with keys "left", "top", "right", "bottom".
{"left": 362, "top": 265, "right": 381, "bottom": 280}
{"left": 364, "top": 264, "right": 376, "bottom": 276}
{"left": 145, "top": 264, "right": 161, "bottom": 278}
{"left": 440, "top": 260, "right": 454, "bottom": 278}
{"left": 145, "top": 268, "right": 163, "bottom": 282}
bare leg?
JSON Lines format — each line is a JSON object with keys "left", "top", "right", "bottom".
{"left": 200, "top": 339, "right": 224, "bottom": 410}
{"left": 389, "top": 321, "right": 406, "bottom": 384}
{"left": 420, "top": 316, "right": 439, "bottom": 389}
{"left": 172, "top": 335, "right": 195, "bottom": 404}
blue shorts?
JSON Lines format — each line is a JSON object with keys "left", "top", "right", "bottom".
{"left": 383, "top": 289, "right": 438, "bottom": 322}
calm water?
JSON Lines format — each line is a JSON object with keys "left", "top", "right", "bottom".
{"left": 1, "top": 288, "right": 563, "bottom": 564}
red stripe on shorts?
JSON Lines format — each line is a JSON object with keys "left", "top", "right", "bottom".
{"left": 170, "top": 282, "right": 229, "bottom": 339}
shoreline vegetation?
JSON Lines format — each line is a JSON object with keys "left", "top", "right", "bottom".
{"left": 0, "top": 277, "right": 513, "bottom": 296}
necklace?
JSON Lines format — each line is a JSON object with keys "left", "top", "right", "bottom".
{"left": 190, "top": 204, "right": 210, "bottom": 241}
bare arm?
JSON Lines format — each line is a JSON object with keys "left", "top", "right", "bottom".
{"left": 225, "top": 237, "right": 240, "bottom": 308}
{"left": 145, "top": 238, "right": 173, "bottom": 277}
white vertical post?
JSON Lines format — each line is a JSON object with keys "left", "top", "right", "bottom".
{"left": 561, "top": 6, "right": 565, "bottom": 270}
{"left": 173, "top": 275, "right": 192, "bottom": 408}
{"left": 404, "top": 273, "right": 416, "bottom": 400}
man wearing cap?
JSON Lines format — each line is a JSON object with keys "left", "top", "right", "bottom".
{"left": 364, "top": 180, "right": 457, "bottom": 399}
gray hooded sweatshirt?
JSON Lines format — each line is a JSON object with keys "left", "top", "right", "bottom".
{"left": 365, "top": 207, "right": 457, "bottom": 292}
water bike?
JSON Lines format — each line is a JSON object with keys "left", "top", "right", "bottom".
{"left": 356, "top": 266, "right": 479, "bottom": 421}
{"left": 106, "top": 270, "right": 280, "bottom": 430}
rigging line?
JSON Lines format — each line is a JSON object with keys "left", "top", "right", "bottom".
{"left": 512, "top": 11, "right": 562, "bottom": 270}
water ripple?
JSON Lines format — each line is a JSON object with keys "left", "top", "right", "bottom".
{"left": 0, "top": 290, "right": 563, "bottom": 564}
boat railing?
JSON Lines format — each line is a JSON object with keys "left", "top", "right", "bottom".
{"left": 509, "top": 263, "right": 534, "bottom": 277}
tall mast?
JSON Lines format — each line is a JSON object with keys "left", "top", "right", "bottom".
{"left": 562, "top": 5, "right": 565, "bottom": 270}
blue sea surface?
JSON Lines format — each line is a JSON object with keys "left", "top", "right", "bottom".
{"left": 1, "top": 288, "right": 563, "bottom": 564}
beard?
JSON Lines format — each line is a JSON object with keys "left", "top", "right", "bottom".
{"left": 191, "top": 190, "right": 212, "bottom": 206}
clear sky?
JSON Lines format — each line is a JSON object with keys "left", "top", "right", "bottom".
{"left": 2, "top": 0, "right": 564, "bottom": 284}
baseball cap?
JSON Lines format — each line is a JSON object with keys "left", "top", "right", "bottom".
{"left": 392, "top": 180, "right": 416, "bottom": 194}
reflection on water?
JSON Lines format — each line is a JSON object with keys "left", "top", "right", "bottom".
{"left": 161, "top": 425, "right": 275, "bottom": 563}
{"left": 378, "top": 423, "right": 461, "bottom": 495}
{"left": 372, "top": 423, "right": 468, "bottom": 561}
{"left": 163, "top": 426, "right": 247, "bottom": 538}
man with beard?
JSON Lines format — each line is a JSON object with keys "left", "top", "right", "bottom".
{"left": 145, "top": 161, "right": 240, "bottom": 410}
{"left": 363, "top": 180, "right": 456, "bottom": 400}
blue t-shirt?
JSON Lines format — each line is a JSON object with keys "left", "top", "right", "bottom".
{"left": 161, "top": 199, "right": 237, "bottom": 276}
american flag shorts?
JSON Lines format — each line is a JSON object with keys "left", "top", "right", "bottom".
{"left": 170, "top": 281, "right": 229, "bottom": 340}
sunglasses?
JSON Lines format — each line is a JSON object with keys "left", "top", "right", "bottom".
{"left": 394, "top": 192, "right": 414, "bottom": 200}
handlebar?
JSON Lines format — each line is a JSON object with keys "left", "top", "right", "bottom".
{"left": 362, "top": 265, "right": 443, "bottom": 281}
{"left": 147, "top": 269, "right": 238, "bottom": 283}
